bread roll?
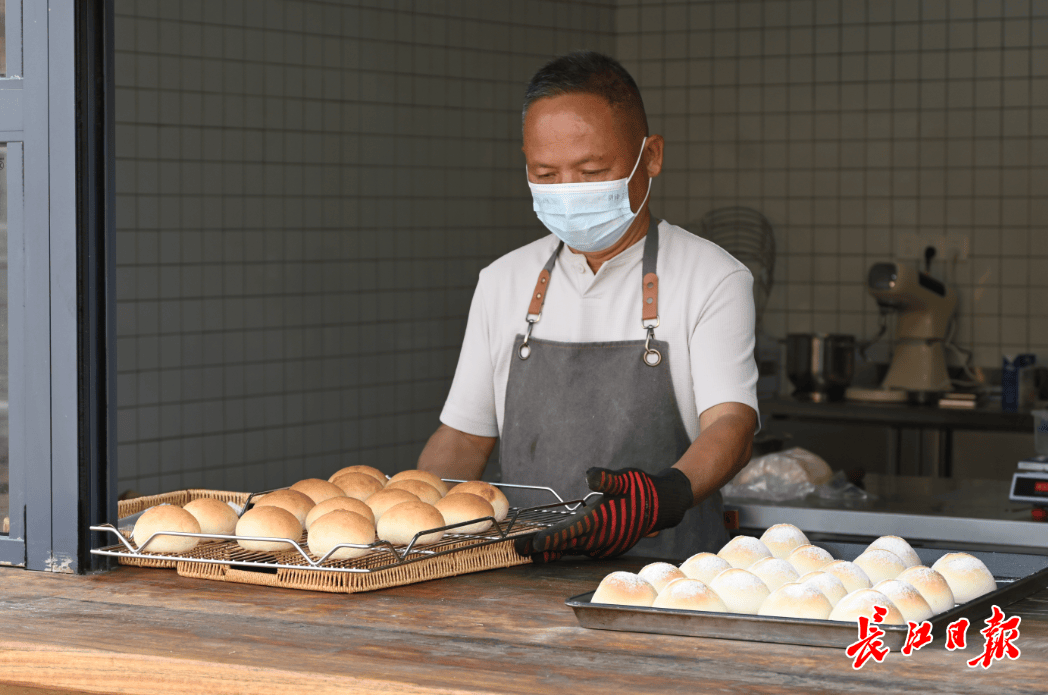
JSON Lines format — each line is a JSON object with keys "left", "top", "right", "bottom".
{"left": 385, "top": 479, "right": 442, "bottom": 505}
{"left": 759, "top": 524, "right": 810, "bottom": 560}
{"left": 592, "top": 572, "right": 658, "bottom": 607}
{"left": 821, "top": 560, "right": 873, "bottom": 594}
{"left": 652, "top": 578, "right": 728, "bottom": 612}
{"left": 867, "top": 535, "right": 921, "bottom": 568}
{"left": 798, "top": 571, "right": 848, "bottom": 607}
{"left": 365, "top": 488, "right": 420, "bottom": 520}
{"left": 679, "top": 552, "right": 732, "bottom": 584}
{"left": 447, "top": 481, "right": 510, "bottom": 522}
{"left": 290, "top": 478, "right": 346, "bottom": 505}
{"left": 254, "top": 489, "right": 315, "bottom": 526}
{"left": 787, "top": 544, "right": 834, "bottom": 575}
{"left": 331, "top": 472, "right": 385, "bottom": 501}
{"left": 638, "top": 562, "right": 687, "bottom": 593}
{"left": 133, "top": 505, "right": 201, "bottom": 553}
{"left": 328, "top": 465, "right": 387, "bottom": 487}
{"left": 235, "top": 506, "right": 303, "bottom": 553}
{"left": 896, "top": 565, "right": 955, "bottom": 614}
{"left": 758, "top": 582, "right": 833, "bottom": 619}
{"left": 709, "top": 568, "right": 770, "bottom": 614}
{"left": 376, "top": 500, "right": 446, "bottom": 546}
{"left": 828, "top": 589, "right": 905, "bottom": 625}
{"left": 749, "top": 557, "right": 800, "bottom": 592}
{"left": 873, "top": 579, "right": 934, "bottom": 622}
{"left": 434, "top": 493, "right": 494, "bottom": 534}
{"left": 717, "top": 536, "right": 773, "bottom": 569}
{"left": 183, "top": 498, "right": 238, "bottom": 539}
{"left": 305, "top": 496, "right": 376, "bottom": 530}
{"left": 931, "top": 553, "right": 997, "bottom": 604}
{"left": 306, "top": 510, "right": 376, "bottom": 560}
{"left": 853, "top": 549, "right": 906, "bottom": 584}
{"left": 389, "top": 470, "right": 449, "bottom": 497}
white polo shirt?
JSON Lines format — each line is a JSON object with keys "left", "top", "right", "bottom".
{"left": 440, "top": 218, "right": 760, "bottom": 442}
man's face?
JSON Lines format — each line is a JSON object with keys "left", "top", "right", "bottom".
{"left": 523, "top": 94, "right": 652, "bottom": 212}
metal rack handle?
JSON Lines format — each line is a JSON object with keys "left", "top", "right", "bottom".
{"left": 442, "top": 479, "right": 593, "bottom": 511}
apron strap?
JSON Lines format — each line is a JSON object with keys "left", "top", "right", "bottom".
{"left": 519, "top": 214, "right": 662, "bottom": 363}
{"left": 526, "top": 240, "right": 563, "bottom": 319}
{"left": 640, "top": 215, "right": 663, "bottom": 367}
{"left": 526, "top": 214, "right": 662, "bottom": 322}
{"left": 641, "top": 215, "right": 660, "bottom": 327}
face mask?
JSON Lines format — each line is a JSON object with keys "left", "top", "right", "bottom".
{"left": 527, "top": 136, "right": 651, "bottom": 253}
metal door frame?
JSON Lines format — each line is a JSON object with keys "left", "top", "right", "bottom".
{"left": 0, "top": 0, "right": 116, "bottom": 572}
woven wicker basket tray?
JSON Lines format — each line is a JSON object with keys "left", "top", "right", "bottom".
{"left": 111, "top": 488, "right": 535, "bottom": 593}
{"left": 116, "top": 489, "right": 251, "bottom": 569}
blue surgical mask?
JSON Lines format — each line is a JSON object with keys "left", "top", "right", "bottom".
{"left": 527, "top": 136, "right": 651, "bottom": 253}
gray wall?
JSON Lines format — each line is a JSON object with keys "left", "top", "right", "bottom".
{"left": 626, "top": 0, "right": 1048, "bottom": 367}
{"left": 114, "top": 0, "right": 615, "bottom": 495}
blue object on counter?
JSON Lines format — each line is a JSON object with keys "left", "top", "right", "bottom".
{"left": 1002, "top": 353, "right": 1037, "bottom": 412}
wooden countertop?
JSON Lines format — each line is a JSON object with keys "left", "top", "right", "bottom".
{"left": 1, "top": 559, "right": 1047, "bottom": 694}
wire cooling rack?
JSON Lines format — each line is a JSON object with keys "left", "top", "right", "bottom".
{"left": 91, "top": 481, "right": 590, "bottom": 574}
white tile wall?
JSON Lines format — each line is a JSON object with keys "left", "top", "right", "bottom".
{"left": 115, "top": 0, "right": 616, "bottom": 495}
{"left": 620, "top": 0, "right": 1048, "bottom": 369}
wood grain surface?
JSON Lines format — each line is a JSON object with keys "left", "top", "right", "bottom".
{"left": 0, "top": 558, "right": 1045, "bottom": 694}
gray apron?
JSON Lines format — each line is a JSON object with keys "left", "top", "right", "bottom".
{"left": 500, "top": 214, "right": 728, "bottom": 561}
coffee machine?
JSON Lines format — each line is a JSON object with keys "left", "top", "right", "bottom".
{"left": 847, "top": 261, "right": 957, "bottom": 402}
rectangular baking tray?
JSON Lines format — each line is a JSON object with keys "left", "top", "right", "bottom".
{"left": 566, "top": 542, "right": 1048, "bottom": 649}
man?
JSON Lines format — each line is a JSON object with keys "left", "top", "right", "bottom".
{"left": 418, "top": 51, "right": 759, "bottom": 561}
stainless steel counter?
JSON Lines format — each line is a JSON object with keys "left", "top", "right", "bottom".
{"left": 726, "top": 474, "right": 1048, "bottom": 551}
{"left": 759, "top": 397, "right": 1037, "bottom": 477}
{"left": 761, "top": 396, "right": 1034, "bottom": 431}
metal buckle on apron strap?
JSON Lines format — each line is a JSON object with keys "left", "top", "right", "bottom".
{"left": 518, "top": 218, "right": 666, "bottom": 366}
{"left": 642, "top": 316, "right": 661, "bottom": 367}
{"left": 519, "top": 243, "right": 560, "bottom": 361}
{"left": 641, "top": 232, "right": 661, "bottom": 366}
{"left": 519, "top": 313, "right": 540, "bottom": 360}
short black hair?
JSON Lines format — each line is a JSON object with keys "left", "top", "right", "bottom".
{"left": 522, "top": 50, "right": 648, "bottom": 139}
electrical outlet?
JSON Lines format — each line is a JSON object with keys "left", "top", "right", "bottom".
{"left": 895, "top": 231, "right": 968, "bottom": 262}
{"left": 912, "top": 233, "right": 945, "bottom": 268}
{"left": 926, "top": 233, "right": 946, "bottom": 255}
{"left": 943, "top": 233, "right": 970, "bottom": 261}
{"left": 895, "top": 231, "right": 921, "bottom": 259}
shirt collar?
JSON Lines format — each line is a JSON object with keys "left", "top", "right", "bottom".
{"left": 559, "top": 227, "right": 649, "bottom": 270}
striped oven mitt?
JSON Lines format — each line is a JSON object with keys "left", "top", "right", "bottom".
{"left": 515, "top": 467, "right": 694, "bottom": 562}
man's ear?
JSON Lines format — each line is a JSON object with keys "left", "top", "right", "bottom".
{"left": 645, "top": 135, "right": 665, "bottom": 178}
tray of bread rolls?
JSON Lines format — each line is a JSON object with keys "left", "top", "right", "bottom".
{"left": 566, "top": 524, "right": 1048, "bottom": 649}
{"left": 91, "top": 466, "right": 586, "bottom": 594}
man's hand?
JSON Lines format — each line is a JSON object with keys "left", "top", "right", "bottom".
{"left": 516, "top": 466, "right": 693, "bottom": 561}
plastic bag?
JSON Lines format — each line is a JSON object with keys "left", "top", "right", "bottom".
{"left": 722, "top": 447, "right": 870, "bottom": 503}
{"left": 814, "top": 470, "right": 871, "bottom": 501}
